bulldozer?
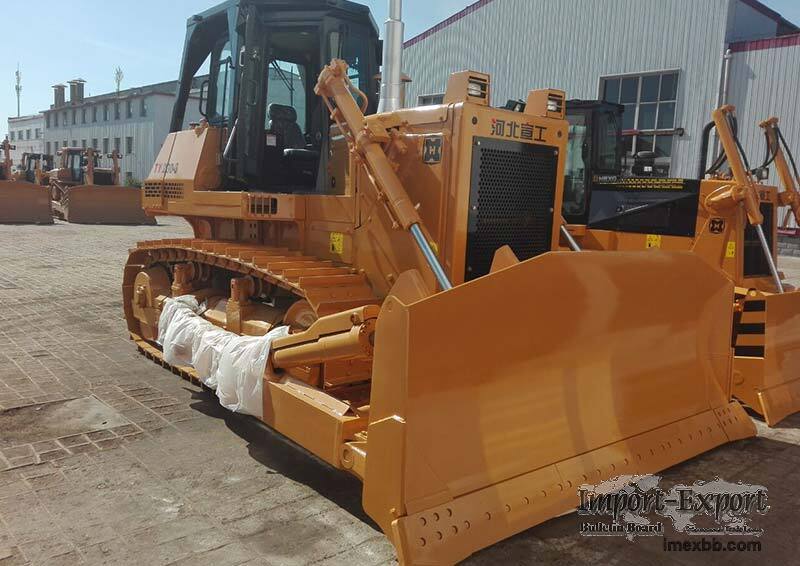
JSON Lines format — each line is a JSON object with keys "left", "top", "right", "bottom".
{"left": 13, "top": 152, "right": 54, "bottom": 185}
{"left": 123, "top": 1, "right": 756, "bottom": 563}
{"left": 0, "top": 139, "right": 53, "bottom": 224}
{"left": 556, "top": 99, "right": 800, "bottom": 426}
{"left": 49, "top": 147, "right": 155, "bottom": 224}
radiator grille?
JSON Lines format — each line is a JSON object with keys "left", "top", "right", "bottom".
{"left": 143, "top": 181, "right": 184, "bottom": 204}
{"left": 143, "top": 182, "right": 162, "bottom": 198}
{"left": 465, "top": 137, "right": 558, "bottom": 281}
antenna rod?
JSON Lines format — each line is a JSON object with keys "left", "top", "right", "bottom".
{"left": 15, "top": 64, "right": 22, "bottom": 117}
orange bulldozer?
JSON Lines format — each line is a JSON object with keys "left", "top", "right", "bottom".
{"left": 0, "top": 139, "right": 53, "bottom": 224}
{"left": 559, "top": 99, "right": 800, "bottom": 426}
{"left": 120, "top": 2, "right": 757, "bottom": 563}
{"left": 49, "top": 147, "right": 155, "bottom": 224}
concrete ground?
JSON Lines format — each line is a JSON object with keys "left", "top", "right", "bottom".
{"left": 0, "top": 217, "right": 798, "bottom": 565}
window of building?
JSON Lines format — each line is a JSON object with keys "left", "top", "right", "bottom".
{"left": 81, "top": 108, "right": 87, "bottom": 124}
{"left": 126, "top": 100, "right": 133, "bottom": 119}
{"left": 81, "top": 140, "right": 87, "bottom": 149}
{"left": 600, "top": 71, "right": 679, "bottom": 174}
{"left": 114, "top": 138, "right": 121, "bottom": 153}
{"left": 125, "top": 136, "right": 133, "bottom": 154}
{"left": 71, "top": 140, "right": 77, "bottom": 147}
{"left": 114, "top": 103, "right": 121, "bottom": 120}
{"left": 92, "top": 106, "right": 98, "bottom": 123}
{"left": 45, "top": 142, "right": 51, "bottom": 155}
{"left": 418, "top": 93, "right": 445, "bottom": 106}
{"left": 103, "top": 104, "right": 109, "bottom": 121}
{"left": 35, "top": 128, "right": 42, "bottom": 139}
{"left": 54, "top": 113, "right": 59, "bottom": 127}
{"left": 72, "top": 110, "right": 77, "bottom": 125}
{"left": 103, "top": 138, "right": 110, "bottom": 154}
{"left": 63, "top": 111, "right": 68, "bottom": 125}
{"left": 62, "top": 140, "right": 68, "bottom": 148}
{"left": 46, "top": 114, "right": 51, "bottom": 129}
{"left": 140, "top": 97, "right": 148, "bottom": 117}
{"left": 26, "top": 129, "right": 31, "bottom": 140}
{"left": 9, "top": 132, "right": 13, "bottom": 141}
{"left": 92, "top": 138, "right": 98, "bottom": 150}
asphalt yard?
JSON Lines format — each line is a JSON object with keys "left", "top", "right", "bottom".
{"left": 1, "top": 217, "right": 799, "bottom": 565}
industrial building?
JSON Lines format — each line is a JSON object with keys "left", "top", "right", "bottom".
{"left": 39, "top": 79, "right": 203, "bottom": 184}
{"left": 403, "top": 0, "right": 800, "bottom": 201}
{"left": 6, "top": 114, "right": 44, "bottom": 164}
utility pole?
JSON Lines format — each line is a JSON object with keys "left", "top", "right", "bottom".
{"left": 15, "top": 64, "right": 22, "bottom": 117}
{"left": 114, "top": 67, "right": 124, "bottom": 93}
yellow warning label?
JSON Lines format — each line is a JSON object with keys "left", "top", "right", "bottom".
{"left": 726, "top": 241, "right": 736, "bottom": 258}
{"left": 330, "top": 232, "right": 344, "bottom": 255}
{"left": 646, "top": 235, "right": 662, "bottom": 249}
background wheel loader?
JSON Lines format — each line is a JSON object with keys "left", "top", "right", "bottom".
{"left": 49, "top": 147, "right": 155, "bottom": 224}
{"left": 556, "top": 98, "right": 800, "bottom": 426}
{"left": 122, "top": 1, "right": 755, "bottom": 563}
{"left": 0, "top": 139, "right": 53, "bottom": 224}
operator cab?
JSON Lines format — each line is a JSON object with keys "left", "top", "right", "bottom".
{"left": 562, "top": 100, "right": 624, "bottom": 225}
{"left": 21, "top": 153, "right": 54, "bottom": 183}
{"left": 171, "top": 0, "right": 381, "bottom": 194}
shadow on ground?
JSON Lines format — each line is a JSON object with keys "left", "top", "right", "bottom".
{"left": 186, "top": 387, "right": 378, "bottom": 530}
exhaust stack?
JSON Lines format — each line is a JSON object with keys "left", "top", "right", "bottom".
{"left": 378, "top": 0, "right": 404, "bottom": 113}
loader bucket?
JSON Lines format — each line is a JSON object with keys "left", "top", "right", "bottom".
{"left": 57, "top": 185, "right": 156, "bottom": 225}
{"left": 733, "top": 289, "right": 800, "bottom": 425}
{"left": 363, "top": 250, "right": 754, "bottom": 565}
{"left": 0, "top": 181, "right": 53, "bottom": 224}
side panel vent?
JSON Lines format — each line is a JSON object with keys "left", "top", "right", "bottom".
{"left": 465, "top": 137, "right": 558, "bottom": 281}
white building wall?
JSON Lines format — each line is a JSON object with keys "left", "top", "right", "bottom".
{"left": 6, "top": 114, "right": 44, "bottom": 164}
{"left": 403, "top": 0, "right": 791, "bottom": 179}
{"left": 42, "top": 87, "right": 201, "bottom": 184}
{"left": 728, "top": 39, "right": 800, "bottom": 227}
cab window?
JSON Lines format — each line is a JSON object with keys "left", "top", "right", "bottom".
{"left": 564, "top": 114, "right": 588, "bottom": 217}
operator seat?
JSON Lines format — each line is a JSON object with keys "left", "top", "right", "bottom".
{"left": 267, "top": 104, "right": 318, "bottom": 161}
{"left": 267, "top": 103, "right": 319, "bottom": 189}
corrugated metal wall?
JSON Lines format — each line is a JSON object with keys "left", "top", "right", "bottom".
{"left": 729, "top": 42, "right": 800, "bottom": 227}
{"left": 403, "top": 0, "right": 736, "bottom": 178}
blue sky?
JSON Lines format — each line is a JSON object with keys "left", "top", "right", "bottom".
{"left": 3, "top": 0, "right": 800, "bottom": 135}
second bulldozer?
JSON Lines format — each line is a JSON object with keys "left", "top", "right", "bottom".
{"left": 122, "top": 1, "right": 755, "bottom": 563}
{"left": 0, "top": 139, "right": 53, "bottom": 224}
{"left": 559, "top": 99, "right": 800, "bottom": 426}
{"left": 50, "top": 147, "right": 155, "bottom": 224}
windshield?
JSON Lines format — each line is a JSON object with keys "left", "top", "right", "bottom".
{"left": 266, "top": 60, "right": 307, "bottom": 133}
{"left": 329, "top": 30, "right": 372, "bottom": 110}
{"left": 596, "top": 110, "right": 622, "bottom": 173}
{"left": 171, "top": 8, "right": 235, "bottom": 131}
{"left": 564, "top": 114, "right": 588, "bottom": 217}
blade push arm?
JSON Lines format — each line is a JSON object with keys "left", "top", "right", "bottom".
{"left": 711, "top": 105, "right": 763, "bottom": 225}
{"left": 314, "top": 59, "right": 452, "bottom": 291}
{"left": 760, "top": 117, "right": 800, "bottom": 227}
{"left": 711, "top": 105, "right": 783, "bottom": 292}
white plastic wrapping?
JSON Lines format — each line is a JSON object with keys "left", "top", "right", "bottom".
{"left": 159, "top": 296, "right": 209, "bottom": 367}
{"left": 157, "top": 295, "right": 289, "bottom": 419}
{"left": 193, "top": 328, "right": 236, "bottom": 388}
{"left": 214, "top": 326, "right": 290, "bottom": 418}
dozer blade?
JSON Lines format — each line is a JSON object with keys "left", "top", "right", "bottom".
{"left": 0, "top": 181, "right": 53, "bottom": 224}
{"left": 733, "top": 290, "right": 800, "bottom": 426}
{"left": 59, "top": 185, "right": 156, "bottom": 225}
{"left": 363, "top": 250, "right": 754, "bottom": 565}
